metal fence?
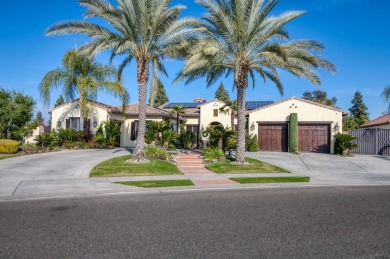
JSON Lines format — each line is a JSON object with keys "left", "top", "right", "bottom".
{"left": 350, "top": 128, "right": 390, "bottom": 155}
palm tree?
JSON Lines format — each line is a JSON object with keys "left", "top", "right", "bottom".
{"left": 39, "top": 50, "right": 128, "bottom": 130}
{"left": 176, "top": 0, "right": 336, "bottom": 164}
{"left": 382, "top": 85, "right": 390, "bottom": 112}
{"left": 219, "top": 100, "right": 237, "bottom": 131}
{"left": 170, "top": 105, "right": 186, "bottom": 134}
{"left": 46, "top": 0, "right": 200, "bottom": 157}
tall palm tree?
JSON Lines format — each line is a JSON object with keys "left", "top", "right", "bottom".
{"left": 382, "top": 85, "right": 390, "bottom": 112}
{"left": 46, "top": 0, "right": 200, "bottom": 157}
{"left": 176, "top": 0, "right": 336, "bottom": 164}
{"left": 170, "top": 105, "right": 186, "bottom": 134}
{"left": 219, "top": 100, "right": 237, "bottom": 131}
{"left": 39, "top": 50, "right": 128, "bottom": 129}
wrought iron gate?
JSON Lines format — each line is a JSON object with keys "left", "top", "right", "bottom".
{"left": 350, "top": 128, "right": 390, "bottom": 155}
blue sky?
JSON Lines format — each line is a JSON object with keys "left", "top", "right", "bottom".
{"left": 1, "top": 0, "right": 389, "bottom": 121}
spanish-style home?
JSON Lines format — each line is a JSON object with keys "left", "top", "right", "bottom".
{"left": 49, "top": 96, "right": 347, "bottom": 153}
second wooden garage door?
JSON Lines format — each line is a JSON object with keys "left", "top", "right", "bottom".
{"left": 298, "top": 124, "right": 330, "bottom": 153}
{"left": 258, "top": 124, "right": 288, "bottom": 152}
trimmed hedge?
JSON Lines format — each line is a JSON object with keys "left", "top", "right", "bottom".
{"left": 289, "top": 113, "right": 298, "bottom": 153}
{"left": 0, "top": 139, "right": 19, "bottom": 154}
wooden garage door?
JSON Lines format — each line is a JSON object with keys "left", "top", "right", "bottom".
{"left": 298, "top": 124, "right": 330, "bottom": 153}
{"left": 258, "top": 124, "right": 288, "bottom": 152}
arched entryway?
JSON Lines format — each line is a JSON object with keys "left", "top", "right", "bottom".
{"left": 208, "top": 122, "right": 224, "bottom": 129}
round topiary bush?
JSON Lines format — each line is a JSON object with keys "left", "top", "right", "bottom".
{"left": 0, "top": 139, "right": 19, "bottom": 154}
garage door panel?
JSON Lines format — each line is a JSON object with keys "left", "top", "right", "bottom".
{"left": 258, "top": 124, "right": 288, "bottom": 152}
{"left": 298, "top": 124, "right": 330, "bottom": 153}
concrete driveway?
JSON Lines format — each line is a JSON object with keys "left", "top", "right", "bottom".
{"left": 246, "top": 152, "right": 390, "bottom": 185}
{"left": 0, "top": 148, "right": 132, "bottom": 197}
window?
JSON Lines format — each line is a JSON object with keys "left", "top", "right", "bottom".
{"left": 213, "top": 109, "right": 218, "bottom": 117}
{"left": 66, "top": 118, "right": 80, "bottom": 130}
{"left": 131, "top": 120, "right": 151, "bottom": 141}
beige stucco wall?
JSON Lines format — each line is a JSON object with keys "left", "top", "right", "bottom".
{"left": 183, "top": 116, "right": 200, "bottom": 126}
{"left": 111, "top": 115, "right": 173, "bottom": 147}
{"left": 248, "top": 99, "right": 343, "bottom": 153}
{"left": 51, "top": 103, "right": 109, "bottom": 135}
{"left": 199, "top": 100, "right": 233, "bottom": 129}
{"left": 24, "top": 126, "right": 44, "bottom": 144}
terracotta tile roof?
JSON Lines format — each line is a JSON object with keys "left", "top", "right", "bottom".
{"left": 112, "top": 104, "right": 175, "bottom": 117}
{"left": 248, "top": 96, "right": 348, "bottom": 116}
{"left": 361, "top": 113, "right": 390, "bottom": 128}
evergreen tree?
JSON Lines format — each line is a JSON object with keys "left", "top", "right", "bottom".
{"left": 349, "top": 91, "right": 369, "bottom": 126}
{"left": 302, "top": 90, "right": 337, "bottom": 107}
{"left": 54, "top": 95, "right": 65, "bottom": 107}
{"left": 0, "top": 88, "right": 36, "bottom": 140}
{"left": 214, "top": 82, "right": 230, "bottom": 103}
{"left": 35, "top": 111, "right": 44, "bottom": 125}
{"left": 149, "top": 79, "right": 169, "bottom": 107}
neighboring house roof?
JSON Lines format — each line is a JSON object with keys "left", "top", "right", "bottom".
{"left": 361, "top": 113, "right": 390, "bottom": 128}
{"left": 248, "top": 96, "right": 348, "bottom": 116}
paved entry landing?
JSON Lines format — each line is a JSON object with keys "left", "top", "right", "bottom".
{"left": 176, "top": 151, "right": 238, "bottom": 186}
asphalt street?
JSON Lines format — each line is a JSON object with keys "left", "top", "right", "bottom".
{"left": 1, "top": 186, "right": 389, "bottom": 258}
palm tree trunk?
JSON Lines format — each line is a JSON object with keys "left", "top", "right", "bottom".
{"left": 135, "top": 59, "right": 150, "bottom": 156}
{"left": 177, "top": 113, "right": 179, "bottom": 134}
{"left": 231, "top": 112, "right": 235, "bottom": 131}
{"left": 235, "top": 67, "right": 248, "bottom": 164}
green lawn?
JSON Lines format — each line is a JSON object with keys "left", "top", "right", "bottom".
{"left": 116, "top": 180, "right": 194, "bottom": 188}
{"left": 206, "top": 157, "right": 288, "bottom": 174}
{"left": 90, "top": 155, "right": 182, "bottom": 177}
{"left": 231, "top": 176, "right": 310, "bottom": 184}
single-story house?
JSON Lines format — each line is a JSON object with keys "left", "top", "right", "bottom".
{"left": 360, "top": 113, "right": 390, "bottom": 129}
{"left": 50, "top": 96, "right": 347, "bottom": 153}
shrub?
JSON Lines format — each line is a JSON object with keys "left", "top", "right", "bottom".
{"left": 162, "top": 130, "right": 177, "bottom": 149}
{"left": 0, "top": 139, "right": 19, "bottom": 154}
{"left": 20, "top": 143, "right": 39, "bottom": 154}
{"left": 334, "top": 132, "right": 359, "bottom": 155}
{"left": 179, "top": 131, "right": 196, "bottom": 149}
{"left": 245, "top": 133, "right": 259, "bottom": 152}
{"left": 203, "top": 147, "right": 225, "bottom": 162}
{"left": 289, "top": 113, "right": 298, "bottom": 153}
{"left": 104, "top": 120, "right": 121, "bottom": 148}
{"left": 34, "top": 133, "right": 52, "bottom": 148}
{"left": 57, "top": 128, "right": 83, "bottom": 145}
{"left": 145, "top": 146, "right": 172, "bottom": 160}
{"left": 95, "top": 124, "right": 106, "bottom": 148}
{"left": 247, "top": 134, "right": 259, "bottom": 152}
{"left": 145, "top": 129, "right": 155, "bottom": 145}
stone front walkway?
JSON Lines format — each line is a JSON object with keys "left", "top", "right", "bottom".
{"left": 176, "top": 150, "right": 238, "bottom": 186}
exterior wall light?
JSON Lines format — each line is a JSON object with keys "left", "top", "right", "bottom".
{"left": 57, "top": 121, "right": 62, "bottom": 128}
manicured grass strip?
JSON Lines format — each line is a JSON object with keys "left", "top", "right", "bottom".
{"left": 90, "top": 155, "right": 181, "bottom": 177}
{"left": 230, "top": 176, "right": 310, "bottom": 184}
{"left": 116, "top": 180, "right": 194, "bottom": 188}
{"left": 206, "top": 157, "right": 289, "bottom": 174}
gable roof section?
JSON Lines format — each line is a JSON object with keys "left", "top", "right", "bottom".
{"left": 361, "top": 113, "right": 390, "bottom": 128}
{"left": 49, "top": 99, "right": 116, "bottom": 113}
{"left": 248, "top": 96, "right": 348, "bottom": 115}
